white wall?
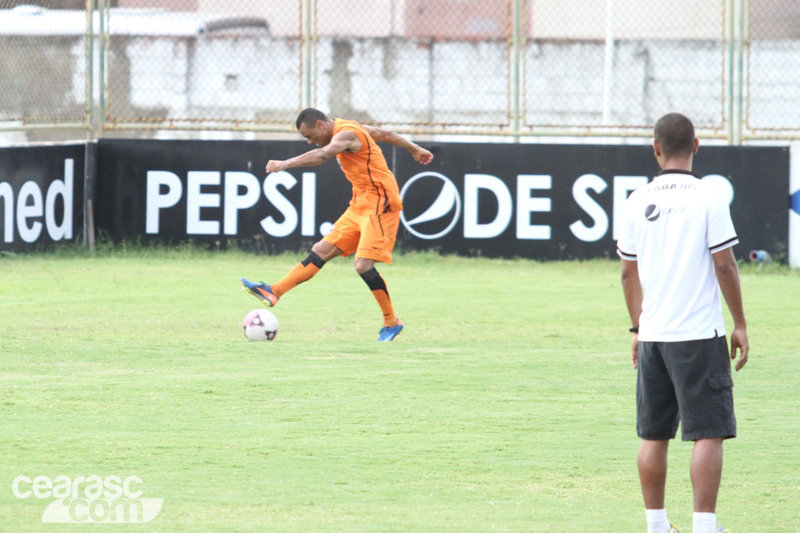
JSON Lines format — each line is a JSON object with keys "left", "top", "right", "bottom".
{"left": 531, "top": 0, "right": 723, "bottom": 40}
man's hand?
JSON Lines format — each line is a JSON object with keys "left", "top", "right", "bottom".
{"left": 631, "top": 333, "right": 639, "bottom": 369}
{"left": 414, "top": 147, "right": 434, "bottom": 165}
{"left": 266, "top": 160, "right": 288, "bottom": 173}
{"left": 730, "top": 327, "right": 749, "bottom": 371}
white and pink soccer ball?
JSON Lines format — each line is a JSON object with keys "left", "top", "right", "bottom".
{"left": 242, "top": 309, "right": 279, "bottom": 341}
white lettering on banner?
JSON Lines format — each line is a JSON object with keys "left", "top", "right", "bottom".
{"left": 136, "top": 169, "right": 735, "bottom": 245}
{"left": 146, "top": 171, "right": 183, "bottom": 234}
{"left": 516, "top": 175, "right": 552, "bottom": 240}
{"left": 17, "top": 181, "right": 43, "bottom": 243}
{"left": 1, "top": 159, "right": 74, "bottom": 244}
{"left": 0, "top": 182, "right": 13, "bottom": 242}
{"left": 612, "top": 176, "right": 649, "bottom": 240}
{"left": 223, "top": 171, "right": 261, "bottom": 235}
{"left": 45, "top": 159, "right": 74, "bottom": 241}
{"left": 570, "top": 174, "right": 609, "bottom": 242}
{"left": 301, "top": 172, "right": 316, "bottom": 236}
{"left": 463, "top": 174, "right": 512, "bottom": 238}
{"left": 260, "top": 171, "right": 298, "bottom": 237}
{"left": 186, "top": 171, "right": 221, "bottom": 235}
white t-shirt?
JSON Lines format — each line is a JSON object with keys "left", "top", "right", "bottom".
{"left": 616, "top": 170, "right": 738, "bottom": 342}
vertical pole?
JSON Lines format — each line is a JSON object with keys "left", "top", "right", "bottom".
{"left": 790, "top": 142, "right": 800, "bottom": 269}
{"left": 83, "top": 142, "right": 97, "bottom": 252}
{"left": 302, "top": 0, "right": 314, "bottom": 109}
{"left": 83, "top": 0, "right": 96, "bottom": 251}
{"left": 725, "top": 0, "right": 734, "bottom": 144}
{"left": 602, "top": 0, "right": 615, "bottom": 125}
{"left": 97, "top": 0, "right": 107, "bottom": 136}
{"left": 734, "top": 0, "right": 746, "bottom": 145}
{"left": 85, "top": 0, "right": 94, "bottom": 140}
{"left": 511, "top": 0, "right": 522, "bottom": 141}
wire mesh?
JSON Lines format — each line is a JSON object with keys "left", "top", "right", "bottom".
{"left": 0, "top": 0, "right": 91, "bottom": 128}
{"left": 2, "top": 1, "right": 800, "bottom": 139}
{"left": 744, "top": 0, "right": 800, "bottom": 138}
{"left": 524, "top": 0, "right": 728, "bottom": 136}
{"left": 103, "top": 0, "right": 302, "bottom": 130}
{"left": 313, "top": 0, "right": 511, "bottom": 128}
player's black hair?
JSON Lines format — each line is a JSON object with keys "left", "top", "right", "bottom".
{"left": 296, "top": 108, "right": 329, "bottom": 130}
{"left": 654, "top": 113, "right": 696, "bottom": 159}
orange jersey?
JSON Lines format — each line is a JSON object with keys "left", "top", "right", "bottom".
{"left": 333, "top": 118, "right": 403, "bottom": 215}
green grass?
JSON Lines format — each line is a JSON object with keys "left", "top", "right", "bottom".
{"left": 0, "top": 248, "right": 798, "bottom": 532}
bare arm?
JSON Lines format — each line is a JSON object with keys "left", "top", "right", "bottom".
{"left": 713, "top": 247, "right": 749, "bottom": 371}
{"left": 266, "top": 131, "right": 359, "bottom": 173}
{"left": 620, "top": 258, "right": 643, "bottom": 369}
{"left": 363, "top": 124, "right": 433, "bottom": 165}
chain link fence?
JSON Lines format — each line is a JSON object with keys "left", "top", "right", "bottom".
{"left": 743, "top": 0, "right": 800, "bottom": 139}
{"left": 104, "top": 0, "right": 301, "bottom": 130}
{"left": 0, "top": 0, "right": 91, "bottom": 131}
{"left": 1, "top": 0, "right": 799, "bottom": 140}
{"left": 314, "top": 0, "right": 511, "bottom": 130}
{"left": 524, "top": 0, "right": 728, "bottom": 137}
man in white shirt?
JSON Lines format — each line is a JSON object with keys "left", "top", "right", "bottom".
{"left": 618, "top": 113, "right": 749, "bottom": 533}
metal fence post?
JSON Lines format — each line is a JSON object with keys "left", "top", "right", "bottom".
{"left": 725, "top": 0, "right": 734, "bottom": 144}
{"left": 301, "top": 0, "right": 315, "bottom": 109}
{"left": 83, "top": 0, "right": 96, "bottom": 251}
{"left": 734, "top": 0, "right": 746, "bottom": 145}
{"left": 511, "top": 0, "right": 522, "bottom": 141}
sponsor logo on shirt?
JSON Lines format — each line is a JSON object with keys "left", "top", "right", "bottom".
{"left": 644, "top": 203, "right": 685, "bottom": 222}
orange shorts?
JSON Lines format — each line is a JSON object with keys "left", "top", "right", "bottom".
{"left": 323, "top": 208, "right": 400, "bottom": 265}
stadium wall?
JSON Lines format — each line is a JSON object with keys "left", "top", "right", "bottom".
{"left": 1, "top": 141, "right": 789, "bottom": 264}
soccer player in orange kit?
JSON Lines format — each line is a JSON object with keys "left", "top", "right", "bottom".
{"left": 241, "top": 108, "right": 433, "bottom": 342}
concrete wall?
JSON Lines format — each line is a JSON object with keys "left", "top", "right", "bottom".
{"left": 3, "top": 32, "right": 800, "bottom": 138}
{"left": 108, "top": 35, "right": 731, "bottom": 129}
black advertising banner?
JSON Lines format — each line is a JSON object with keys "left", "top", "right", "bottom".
{"left": 395, "top": 143, "right": 789, "bottom": 260}
{"left": 95, "top": 139, "right": 350, "bottom": 253}
{"left": 94, "top": 140, "right": 789, "bottom": 261}
{"left": 0, "top": 144, "right": 85, "bottom": 252}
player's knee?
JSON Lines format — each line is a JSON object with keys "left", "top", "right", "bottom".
{"left": 311, "top": 241, "right": 326, "bottom": 255}
{"left": 354, "top": 258, "right": 373, "bottom": 275}
{"left": 311, "top": 240, "right": 339, "bottom": 261}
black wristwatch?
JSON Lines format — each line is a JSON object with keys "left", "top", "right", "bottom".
{"left": 629, "top": 326, "right": 639, "bottom": 333}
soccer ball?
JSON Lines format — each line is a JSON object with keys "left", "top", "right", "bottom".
{"left": 242, "top": 309, "right": 279, "bottom": 341}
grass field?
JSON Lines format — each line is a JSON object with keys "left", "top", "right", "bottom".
{"left": 1, "top": 248, "right": 798, "bottom": 532}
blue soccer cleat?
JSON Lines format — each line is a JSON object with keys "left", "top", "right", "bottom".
{"left": 241, "top": 278, "right": 279, "bottom": 307}
{"left": 377, "top": 319, "right": 404, "bottom": 342}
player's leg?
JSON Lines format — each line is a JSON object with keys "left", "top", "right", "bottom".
{"left": 668, "top": 336, "right": 735, "bottom": 533}
{"left": 638, "top": 439, "right": 669, "bottom": 507}
{"left": 353, "top": 211, "right": 402, "bottom": 341}
{"left": 690, "top": 441, "right": 728, "bottom": 532}
{"left": 690, "top": 437, "right": 723, "bottom": 515}
{"left": 355, "top": 257, "right": 398, "bottom": 327}
{"left": 271, "top": 240, "right": 342, "bottom": 297}
{"left": 242, "top": 210, "right": 357, "bottom": 307}
{"left": 637, "top": 341, "right": 681, "bottom": 533}
{"left": 241, "top": 241, "right": 341, "bottom": 307}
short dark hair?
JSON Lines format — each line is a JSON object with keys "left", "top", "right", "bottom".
{"left": 654, "top": 113, "right": 695, "bottom": 158}
{"left": 296, "top": 108, "right": 329, "bottom": 130}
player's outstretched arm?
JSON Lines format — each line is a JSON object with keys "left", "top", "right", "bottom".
{"left": 363, "top": 124, "right": 433, "bottom": 165}
{"left": 266, "top": 131, "right": 359, "bottom": 173}
{"left": 713, "top": 247, "right": 749, "bottom": 371}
